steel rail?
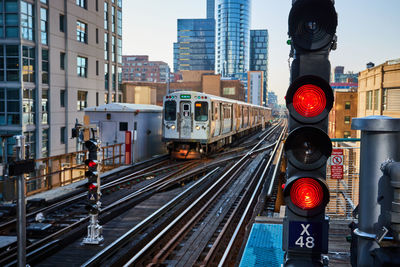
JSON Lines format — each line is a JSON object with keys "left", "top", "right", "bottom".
{"left": 218, "top": 122, "right": 286, "bottom": 266}
{"left": 81, "top": 167, "right": 220, "bottom": 267}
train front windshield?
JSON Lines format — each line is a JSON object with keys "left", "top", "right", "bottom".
{"left": 164, "top": 100, "right": 176, "bottom": 121}
{"left": 195, "top": 102, "right": 208, "bottom": 121}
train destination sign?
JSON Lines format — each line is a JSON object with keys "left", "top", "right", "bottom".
{"left": 180, "top": 94, "right": 191, "bottom": 99}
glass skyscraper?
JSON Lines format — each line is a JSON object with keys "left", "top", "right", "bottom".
{"left": 215, "top": 0, "right": 251, "bottom": 76}
{"left": 173, "top": 0, "right": 216, "bottom": 72}
{"left": 250, "top": 29, "right": 269, "bottom": 106}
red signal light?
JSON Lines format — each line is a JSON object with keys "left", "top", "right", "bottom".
{"left": 293, "top": 84, "right": 326, "bottom": 117}
{"left": 290, "top": 178, "right": 323, "bottom": 210}
{"left": 88, "top": 183, "right": 97, "bottom": 190}
{"left": 88, "top": 161, "right": 97, "bottom": 168}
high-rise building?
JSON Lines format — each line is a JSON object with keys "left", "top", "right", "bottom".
{"left": 250, "top": 29, "right": 268, "bottom": 106}
{"left": 334, "top": 66, "right": 358, "bottom": 83}
{"left": 215, "top": 0, "right": 251, "bottom": 76}
{"left": 173, "top": 19, "right": 215, "bottom": 72}
{"left": 207, "top": 0, "right": 215, "bottom": 19}
{"left": 122, "top": 56, "right": 169, "bottom": 83}
{"left": 0, "top": 0, "right": 122, "bottom": 159}
{"left": 267, "top": 91, "right": 278, "bottom": 108}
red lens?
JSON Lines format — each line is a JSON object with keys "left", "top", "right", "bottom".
{"left": 290, "top": 178, "right": 323, "bottom": 210}
{"left": 88, "top": 161, "right": 97, "bottom": 168}
{"left": 88, "top": 183, "right": 97, "bottom": 190}
{"left": 293, "top": 84, "right": 326, "bottom": 117}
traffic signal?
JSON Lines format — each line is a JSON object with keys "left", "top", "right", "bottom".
{"left": 84, "top": 139, "right": 99, "bottom": 209}
{"left": 283, "top": 0, "right": 337, "bottom": 265}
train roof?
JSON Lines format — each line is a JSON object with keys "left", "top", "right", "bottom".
{"left": 84, "top": 103, "right": 163, "bottom": 113}
{"left": 165, "top": 91, "right": 271, "bottom": 110}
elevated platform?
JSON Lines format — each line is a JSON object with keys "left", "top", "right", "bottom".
{"left": 240, "top": 217, "right": 351, "bottom": 267}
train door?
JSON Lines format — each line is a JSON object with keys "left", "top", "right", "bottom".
{"left": 214, "top": 102, "right": 220, "bottom": 136}
{"left": 220, "top": 103, "right": 224, "bottom": 134}
{"left": 179, "top": 101, "right": 192, "bottom": 139}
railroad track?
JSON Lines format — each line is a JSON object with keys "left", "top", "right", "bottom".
{"left": 1, "top": 121, "right": 285, "bottom": 266}
{"left": 79, "top": 121, "right": 286, "bottom": 266}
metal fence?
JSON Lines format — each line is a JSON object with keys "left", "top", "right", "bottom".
{"left": 325, "top": 141, "right": 360, "bottom": 219}
{"left": 0, "top": 143, "right": 124, "bottom": 199}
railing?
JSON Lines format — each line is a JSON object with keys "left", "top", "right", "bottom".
{"left": 325, "top": 140, "right": 360, "bottom": 219}
{"left": 22, "top": 143, "right": 124, "bottom": 196}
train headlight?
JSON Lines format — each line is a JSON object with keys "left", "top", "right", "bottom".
{"left": 196, "top": 126, "right": 200, "bottom": 130}
{"left": 171, "top": 125, "right": 176, "bottom": 130}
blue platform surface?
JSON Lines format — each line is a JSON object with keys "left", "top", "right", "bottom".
{"left": 240, "top": 223, "right": 284, "bottom": 267}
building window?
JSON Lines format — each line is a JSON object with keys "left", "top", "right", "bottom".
{"left": 382, "top": 89, "right": 388, "bottom": 110}
{"left": 60, "top": 52, "right": 65, "bottom": 70}
{"left": 77, "top": 91, "right": 87, "bottom": 111}
{"left": 60, "top": 89, "right": 65, "bottom": 107}
{"left": 77, "top": 56, "right": 88, "bottom": 77}
{"left": 24, "top": 131, "right": 35, "bottom": 159}
{"left": 0, "top": 88, "right": 20, "bottom": 125}
{"left": 345, "top": 101, "right": 351, "bottom": 110}
{"left": 76, "top": 0, "right": 87, "bottom": 9}
{"left": 40, "top": 8, "right": 48, "bottom": 45}
{"left": 21, "top": 1, "right": 34, "bottom": 41}
{"left": 6, "top": 45, "right": 20, "bottom": 81}
{"left": 23, "top": 46, "right": 35, "bottom": 83}
{"left": 344, "top": 131, "right": 351, "bottom": 139}
{"left": 373, "top": 89, "right": 379, "bottom": 110}
{"left": 23, "top": 88, "right": 35, "bottom": 125}
{"left": 117, "top": 10, "right": 122, "bottom": 36}
{"left": 42, "top": 129, "right": 49, "bottom": 157}
{"left": 40, "top": 0, "right": 48, "bottom": 4}
{"left": 104, "top": 2, "right": 108, "bottom": 30}
{"left": 96, "top": 60, "right": 99, "bottom": 76}
{"left": 77, "top": 21, "right": 87, "bottom": 43}
{"left": 59, "top": 14, "right": 65, "bottom": 32}
{"left": 104, "top": 33, "right": 109, "bottom": 60}
{"left": 111, "top": 6, "right": 115, "bottom": 33}
{"left": 42, "top": 49, "right": 49, "bottom": 84}
{"left": 96, "top": 28, "right": 99, "bottom": 44}
{"left": 104, "top": 63, "right": 109, "bottom": 89}
{"left": 96, "top": 0, "right": 99, "bottom": 11}
{"left": 366, "top": 91, "right": 373, "bottom": 110}
{"left": 119, "top": 122, "right": 128, "bottom": 131}
{"left": 344, "top": 116, "right": 351, "bottom": 124}
{"left": 223, "top": 87, "right": 235, "bottom": 95}
{"left": 5, "top": 0, "right": 19, "bottom": 38}
{"left": 96, "top": 92, "right": 99, "bottom": 106}
{"left": 42, "top": 89, "right": 48, "bottom": 124}
{"left": 60, "top": 126, "right": 66, "bottom": 144}
{"left": 382, "top": 88, "right": 400, "bottom": 111}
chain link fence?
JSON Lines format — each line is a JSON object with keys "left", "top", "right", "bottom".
{"left": 326, "top": 141, "right": 360, "bottom": 219}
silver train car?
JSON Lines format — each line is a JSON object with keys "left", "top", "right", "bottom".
{"left": 162, "top": 91, "right": 272, "bottom": 159}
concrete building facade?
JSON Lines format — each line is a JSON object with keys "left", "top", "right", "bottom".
{"left": 122, "top": 55, "right": 169, "bottom": 83}
{"left": 357, "top": 59, "right": 400, "bottom": 119}
{"left": 0, "top": 0, "right": 122, "bottom": 160}
{"left": 247, "top": 71, "right": 263, "bottom": 106}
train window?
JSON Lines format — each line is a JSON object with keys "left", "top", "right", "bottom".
{"left": 119, "top": 122, "right": 128, "bottom": 131}
{"left": 195, "top": 102, "right": 208, "bottom": 121}
{"left": 164, "top": 100, "right": 176, "bottom": 121}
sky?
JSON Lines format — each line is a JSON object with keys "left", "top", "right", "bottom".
{"left": 122, "top": 0, "right": 400, "bottom": 104}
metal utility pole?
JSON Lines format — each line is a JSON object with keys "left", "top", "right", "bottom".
{"left": 15, "top": 135, "right": 26, "bottom": 267}
{"left": 351, "top": 116, "right": 400, "bottom": 266}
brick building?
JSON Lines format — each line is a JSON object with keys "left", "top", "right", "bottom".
{"left": 328, "top": 91, "right": 358, "bottom": 139}
{"left": 122, "top": 55, "right": 169, "bottom": 83}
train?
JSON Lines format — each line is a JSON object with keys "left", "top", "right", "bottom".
{"left": 162, "top": 91, "right": 272, "bottom": 159}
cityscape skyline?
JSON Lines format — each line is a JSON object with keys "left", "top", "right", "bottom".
{"left": 122, "top": 0, "right": 400, "bottom": 104}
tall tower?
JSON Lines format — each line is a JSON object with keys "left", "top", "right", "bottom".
{"left": 215, "top": 0, "right": 251, "bottom": 76}
{"left": 0, "top": 0, "right": 122, "bottom": 159}
{"left": 207, "top": 0, "right": 215, "bottom": 19}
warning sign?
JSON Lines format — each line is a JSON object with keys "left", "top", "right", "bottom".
{"left": 330, "top": 149, "right": 344, "bottom": 179}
